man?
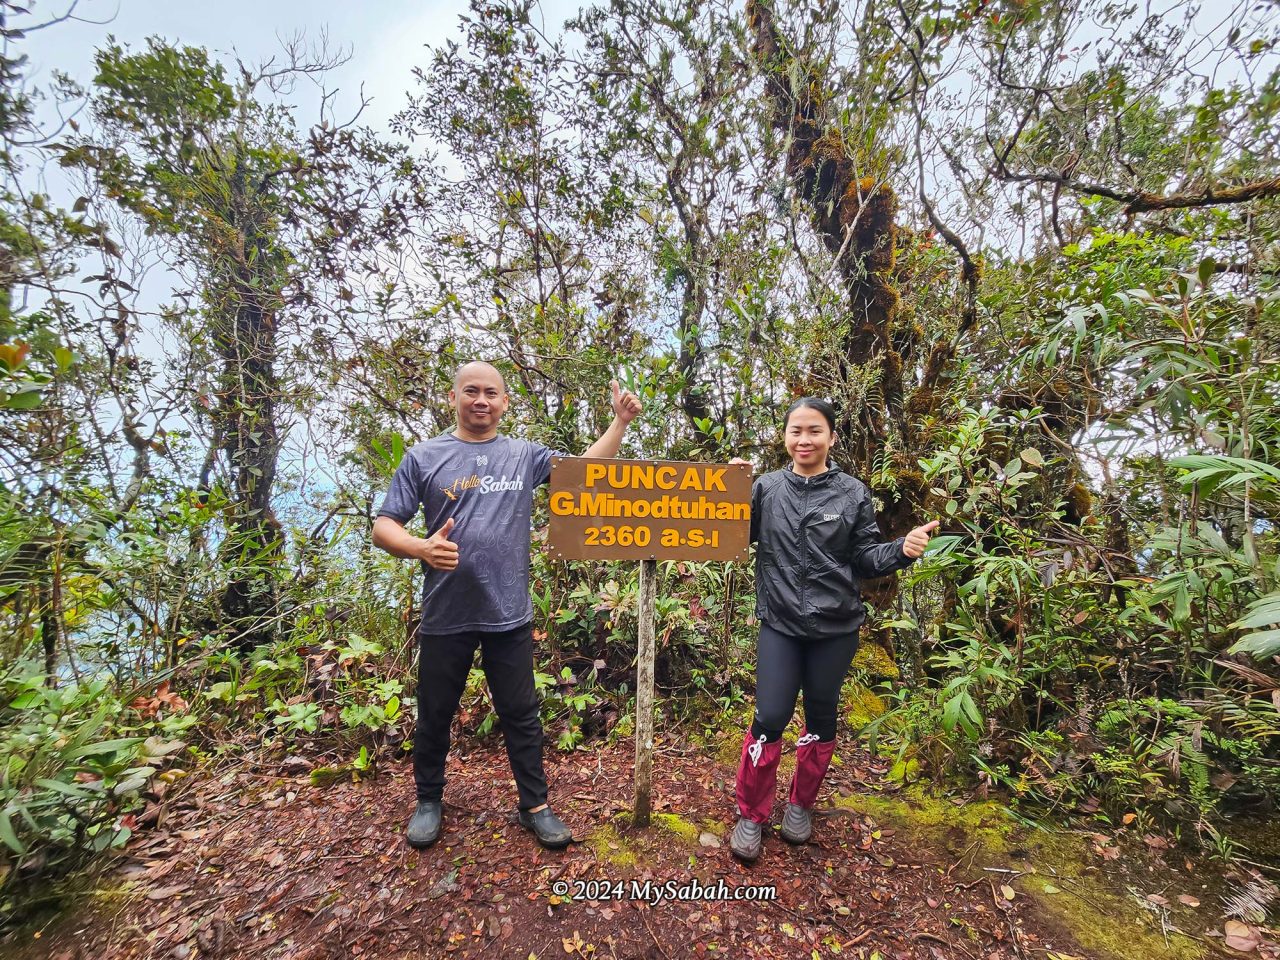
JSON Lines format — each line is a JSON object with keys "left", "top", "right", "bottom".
{"left": 372, "top": 361, "right": 641, "bottom": 849}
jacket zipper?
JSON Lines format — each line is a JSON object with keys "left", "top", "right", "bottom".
{"left": 800, "top": 475, "right": 810, "bottom": 629}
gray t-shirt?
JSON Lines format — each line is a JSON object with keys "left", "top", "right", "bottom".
{"left": 377, "top": 433, "right": 555, "bottom": 635}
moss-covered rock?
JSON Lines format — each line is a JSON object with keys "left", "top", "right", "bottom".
{"left": 843, "top": 680, "right": 887, "bottom": 727}
{"left": 699, "top": 817, "right": 726, "bottom": 838}
{"left": 851, "top": 643, "right": 900, "bottom": 680}
{"left": 832, "top": 787, "right": 1204, "bottom": 960}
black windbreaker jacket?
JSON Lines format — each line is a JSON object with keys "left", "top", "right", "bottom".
{"left": 751, "top": 463, "right": 916, "bottom": 640}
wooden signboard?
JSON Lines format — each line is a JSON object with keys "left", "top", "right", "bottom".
{"left": 547, "top": 457, "right": 752, "bottom": 562}
{"left": 546, "top": 455, "right": 752, "bottom": 827}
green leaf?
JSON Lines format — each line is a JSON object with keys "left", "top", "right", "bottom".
{"left": 4, "top": 389, "right": 42, "bottom": 410}
{"left": 942, "top": 694, "right": 963, "bottom": 732}
{"left": 1231, "top": 594, "right": 1280, "bottom": 631}
{"left": 205, "top": 681, "right": 235, "bottom": 701}
{"left": 1230, "top": 630, "right": 1280, "bottom": 659}
{"left": 113, "top": 768, "right": 156, "bottom": 795}
{"left": 1173, "top": 584, "right": 1191, "bottom": 623}
{"left": 1170, "top": 454, "right": 1280, "bottom": 487}
{"left": 0, "top": 809, "right": 26, "bottom": 854}
{"left": 64, "top": 737, "right": 142, "bottom": 759}
{"left": 34, "top": 777, "right": 98, "bottom": 799}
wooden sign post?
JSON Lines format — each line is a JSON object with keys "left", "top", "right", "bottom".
{"left": 634, "top": 557, "right": 657, "bottom": 824}
{"left": 548, "top": 457, "right": 752, "bottom": 827}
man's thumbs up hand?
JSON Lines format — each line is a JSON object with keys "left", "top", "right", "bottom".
{"left": 422, "top": 516, "right": 460, "bottom": 570}
{"left": 610, "top": 379, "right": 642, "bottom": 424}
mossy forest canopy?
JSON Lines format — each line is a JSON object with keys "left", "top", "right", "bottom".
{"left": 1, "top": 0, "right": 1278, "bottom": 924}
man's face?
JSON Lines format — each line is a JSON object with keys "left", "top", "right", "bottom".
{"left": 449, "top": 365, "right": 509, "bottom": 436}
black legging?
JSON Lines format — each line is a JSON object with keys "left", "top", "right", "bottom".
{"left": 749, "top": 622, "right": 859, "bottom": 743}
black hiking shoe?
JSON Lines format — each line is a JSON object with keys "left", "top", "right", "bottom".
{"left": 517, "top": 806, "right": 573, "bottom": 849}
{"left": 406, "top": 800, "right": 442, "bottom": 848}
{"left": 729, "top": 816, "right": 764, "bottom": 861}
{"left": 780, "top": 803, "right": 812, "bottom": 844}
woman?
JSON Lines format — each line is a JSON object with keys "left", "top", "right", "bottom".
{"left": 730, "top": 398, "right": 938, "bottom": 861}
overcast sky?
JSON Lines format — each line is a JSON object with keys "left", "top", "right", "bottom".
{"left": 16, "top": 0, "right": 582, "bottom": 132}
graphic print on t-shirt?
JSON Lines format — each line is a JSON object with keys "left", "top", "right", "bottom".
{"left": 439, "top": 451, "right": 529, "bottom": 502}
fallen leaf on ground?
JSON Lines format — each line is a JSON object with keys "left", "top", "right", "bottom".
{"left": 146, "top": 885, "right": 185, "bottom": 900}
{"left": 1224, "top": 920, "right": 1261, "bottom": 953}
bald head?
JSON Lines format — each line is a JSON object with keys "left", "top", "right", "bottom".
{"left": 452, "top": 361, "right": 506, "bottom": 392}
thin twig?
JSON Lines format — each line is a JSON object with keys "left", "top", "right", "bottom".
{"left": 640, "top": 906, "right": 672, "bottom": 960}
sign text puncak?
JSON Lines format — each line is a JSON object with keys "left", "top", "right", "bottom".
{"left": 547, "top": 457, "right": 752, "bottom": 562}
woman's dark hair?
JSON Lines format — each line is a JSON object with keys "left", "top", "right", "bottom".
{"left": 783, "top": 397, "right": 837, "bottom": 433}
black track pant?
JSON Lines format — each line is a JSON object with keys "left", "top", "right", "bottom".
{"left": 413, "top": 622, "right": 547, "bottom": 810}
{"left": 749, "top": 622, "right": 859, "bottom": 744}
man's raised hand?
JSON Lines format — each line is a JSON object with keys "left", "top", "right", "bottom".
{"left": 422, "top": 517, "right": 460, "bottom": 571}
{"left": 610, "top": 379, "right": 642, "bottom": 424}
{"left": 902, "top": 520, "right": 941, "bottom": 560}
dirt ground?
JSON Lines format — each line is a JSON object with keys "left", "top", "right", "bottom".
{"left": 4, "top": 735, "right": 1255, "bottom": 959}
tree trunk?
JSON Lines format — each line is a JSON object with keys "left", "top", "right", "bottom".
{"left": 213, "top": 160, "right": 285, "bottom": 651}
{"left": 747, "top": 1, "right": 924, "bottom": 649}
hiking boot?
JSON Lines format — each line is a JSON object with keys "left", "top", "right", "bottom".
{"left": 406, "top": 800, "right": 442, "bottom": 848}
{"left": 780, "top": 802, "right": 812, "bottom": 844}
{"left": 730, "top": 816, "right": 764, "bottom": 861}
{"left": 518, "top": 806, "right": 573, "bottom": 849}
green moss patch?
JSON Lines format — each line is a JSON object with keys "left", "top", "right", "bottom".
{"left": 586, "top": 810, "right": 727, "bottom": 869}
{"left": 886, "top": 757, "right": 920, "bottom": 783}
{"left": 585, "top": 821, "right": 639, "bottom": 868}
{"left": 650, "top": 813, "right": 701, "bottom": 845}
{"left": 713, "top": 732, "right": 745, "bottom": 768}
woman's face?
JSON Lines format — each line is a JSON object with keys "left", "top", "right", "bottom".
{"left": 784, "top": 405, "right": 836, "bottom": 474}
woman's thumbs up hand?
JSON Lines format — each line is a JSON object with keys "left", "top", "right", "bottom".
{"left": 902, "top": 520, "right": 941, "bottom": 559}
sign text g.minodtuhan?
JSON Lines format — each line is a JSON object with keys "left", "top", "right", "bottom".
{"left": 547, "top": 458, "right": 751, "bottom": 562}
